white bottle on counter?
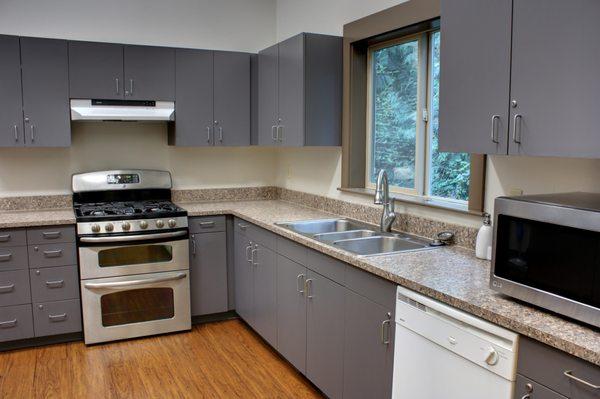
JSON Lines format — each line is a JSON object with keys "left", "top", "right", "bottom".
{"left": 475, "top": 213, "right": 493, "bottom": 260}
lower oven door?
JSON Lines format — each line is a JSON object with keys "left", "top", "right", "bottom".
{"left": 81, "top": 270, "right": 191, "bottom": 344}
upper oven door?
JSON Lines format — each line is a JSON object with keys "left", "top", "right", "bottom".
{"left": 78, "top": 231, "right": 189, "bottom": 279}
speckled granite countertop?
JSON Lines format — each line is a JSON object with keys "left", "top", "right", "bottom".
{"left": 0, "top": 208, "right": 76, "bottom": 228}
{"left": 179, "top": 200, "right": 600, "bottom": 366}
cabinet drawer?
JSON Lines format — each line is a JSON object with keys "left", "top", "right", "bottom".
{"left": 0, "top": 270, "right": 31, "bottom": 306}
{"left": 33, "top": 299, "right": 82, "bottom": 337}
{"left": 518, "top": 337, "right": 600, "bottom": 399}
{"left": 0, "top": 304, "right": 34, "bottom": 342}
{"left": 277, "top": 237, "right": 307, "bottom": 265}
{"left": 27, "top": 226, "right": 76, "bottom": 245}
{"left": 515, "top": 374, "right": 567, "bottom": 399}
{"left": 0, "top": 229, "right": 27, "bottom": 247}
{"left": 189, "top": 216, "right": 226, "bottom": 233}
{"left": 345, "top": 265, "right": 396, "bottom": 310}
{"left": 28, "top": 243, "right": 77, "bottom": 269}
{"left": 306, "top": 250, "right": 346, "bottom": 284}
{"left": 30, "top": 265, "right": 79, "bottom": 303}
{"left": 0, "top": 246, "right": 29, "bottom": 271}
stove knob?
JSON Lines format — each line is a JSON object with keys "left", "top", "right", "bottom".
{"left": 139, "top": 221, "right": 148, "bottom": 230}
{"left": 105, "top": 223, "right": 114, "bottom": 232}
{"left": 156, "top": 220, "right": 165, "bottom": 228}
{"left": 121, "top": 222, "right": 131, "bottom": 231}
{"left": 168, "top": 219, "right": 177, "bottom": 228}
{"left": 91, "top": 223, "right": 101, "bottom": 233}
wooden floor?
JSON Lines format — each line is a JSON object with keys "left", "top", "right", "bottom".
{"left": 0, "top": 319, "right": 323, "bottom": 398}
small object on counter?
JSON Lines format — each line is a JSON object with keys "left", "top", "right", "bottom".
{"left": 476, "top": 212, "right": 493, "bottom": 260}
{"left": 430, "top": 231, "right": 455, "bottom": 247}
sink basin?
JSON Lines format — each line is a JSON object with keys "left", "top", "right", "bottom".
{"left": 333, "top": 236, "right": 430, "bottom": 256}
{"left": 313, "top": 230, "right": 379, "bottom": 242}
{"left": 276, "top": 219, "right": 367, "bottom": 235}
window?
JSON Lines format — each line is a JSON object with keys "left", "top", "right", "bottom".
{"left": 366, "top": 30, "right": 471, "bottom": 204}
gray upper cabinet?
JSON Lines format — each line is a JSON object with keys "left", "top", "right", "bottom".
{"left": 258, "top": 33, "right": 342, "bottom": 147}
{"left": 0, "top": 35, "right": 24, "bottom": 147}
{"left": 214, "top": 51, "right": 251, "bottom": 146}
{"left": 190, "top": 231, "right": 228, "bottom": 316}
{"left": 171, "top": 49, "right": 214, "bottom": 146}
{"left": 20, "top": 37, "right": 71, "bottom": 147}
{"left": 123, "top": 45, "right": 175, "bottom": 101}
{"left": 68, "top": 41, "right": 124, "bottom": 100}
{"left": 438, "top": 0, "right": 512, "bottom": 155}
{"left": 508, "top": 0, "right": 600, "bottom": 158}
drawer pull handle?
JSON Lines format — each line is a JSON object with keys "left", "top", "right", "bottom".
{"left": 238, "top": 223, "right": 248, "bottom": 230}
{"left": 45, "top": 279, "right": 64, "bottom": 289}
{"left": 42, "top": 231, "right": 61, "bottom": 239}
{"left": 0, "top": 234, "right": 11, "bottom": 242}
{"left": 0, "top": 284, "right": 15, "bottom": 293}
{"left": 48, "top": 313, "right": 67, "bottom": 322}
{"left": 381, "top": 313, "right": 392, "bottom": 345}
{"left": 0, "top": 253, "right": 12, "bottom": 262}
{"left": 43, "top": 249, "right": 63, "bottom": 258}
{"left": 198, "top": 221, "right": 216, "bottom": 228}
{"left": 564, "top": 370, "right": 600, "bottom": 390}
{"left": 0, "top": 319, "right": 17, "bottom": 328}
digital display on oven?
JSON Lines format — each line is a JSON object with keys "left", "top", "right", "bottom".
{"left": 107, "top": 174, "right": 140, "bottom": 185}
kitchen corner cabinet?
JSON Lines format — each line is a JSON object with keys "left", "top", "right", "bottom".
{"left": 439, "top": 0, "right": 600, "bottom": 158}
{"left": 258, "top": 33, "right": 342, "bottom": 147}
{"left": 169, "top": 49, "right": 250, "bottom": 147}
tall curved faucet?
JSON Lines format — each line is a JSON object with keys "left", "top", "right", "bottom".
{"left": 374, "top": 170, "right": 396, "bottom": 232}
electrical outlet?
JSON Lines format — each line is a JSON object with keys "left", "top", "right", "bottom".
{"left": 508, "top": 188, "right": 523, "bottom": 196}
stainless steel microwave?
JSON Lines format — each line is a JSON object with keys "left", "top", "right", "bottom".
{"left": 490, "top": 192, "right": 600, "bottom": 328}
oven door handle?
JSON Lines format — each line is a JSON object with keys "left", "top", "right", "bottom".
{"left": 84, "top": 272, "right": 187, "bottom": 290}
{"left": 79, "top": 230, "right": 187, "bottom": 244}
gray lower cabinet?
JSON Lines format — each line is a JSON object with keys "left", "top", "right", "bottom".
{"left": 306, "top": 269, "right": 345, "bottom": 399}
{"left": 0, "top": 35, "right": 24, "bottom": 147}
{"left": 68, "top": 41, "right": 125, "bottom": 100}
{"left": 29, "top": 265, "right": 79, "bottom": 303}
{"left": 123, "top": 45, "right": 175, "bottom": 101}
{"left": 190, "top": 230, "right": 228, "bottom": 316}
{"left": 258, "top": 33, "right": 342, "bottom": 147}
{"left": 252, "top": 243, "right": 277, "bottom": 347}
{"left": 20, "top": 37, "right": 70, "bottom": 147}
{"left": 33, "top": 299, "right": 82, "bottom": 337}
{"left": 0, "top": 270, "right": 32, "bottom": 306}
{"left": 515, "top": 375, "right": 567, "bottom": 399}
{"left": 343, "top": 290, "right": 394, "bottom": 399}
{"left": 0, "top": 304, "right": 34, "bottom": 342}
{"left": 234, "top": 231, "right": 254, "bottom": 324}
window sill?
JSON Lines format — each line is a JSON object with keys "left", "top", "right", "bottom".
{"left": 337, "top": 187, "right": 484, "bottom": 216}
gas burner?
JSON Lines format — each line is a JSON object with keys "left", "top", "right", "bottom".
{"left": 74, "top": 200, "right": 186, "bottom": 222}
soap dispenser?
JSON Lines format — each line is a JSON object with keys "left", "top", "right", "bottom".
{"left": 475, "top": 213, "right": 493, "bottom": 260}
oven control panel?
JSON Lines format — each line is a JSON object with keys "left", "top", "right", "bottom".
{"left": 77, "top": 216, "right": 188, "bottom": 235}
{"left": 107, "top": 174, "right": 140, "bottom": 185}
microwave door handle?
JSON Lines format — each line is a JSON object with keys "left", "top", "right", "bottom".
{"left": 84, "top": 272, "right": 187, "bottom": 290}
{"left": 79, "top": 230, "right": 187, "bottom": 244}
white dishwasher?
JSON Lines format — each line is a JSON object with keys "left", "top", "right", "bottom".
{"left": 393, "top": 286, "right": 519, "bottom": 399}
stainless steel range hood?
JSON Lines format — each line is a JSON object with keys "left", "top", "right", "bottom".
{"left": 70, "top": 99, "right": 175, "bottom": 121}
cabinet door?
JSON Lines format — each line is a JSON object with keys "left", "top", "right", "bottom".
{"left": 214, "top": 51, "right": 250, "bottom": 146}
{"left": 123, "top": 45, "right": 175, "bottom": 101}
{"left": 190, "top": 232, "right": 228, "bottom": 316}
{"left": 0, "top": 35, "right": 24, "bottom": 147}
{"left": 257, "top": 44, "right": 279, "bottom": 145}
{"left": 438, "top": 0, "right": 512, "bottom": 154}
{"left": 68, "top": 41, "right": 124, "bottom": 100}
{"left": 514, "top": 375, "right": 567, "bottom": 399}
{"left": 20, "top": 38, "right": 70, "bottom": 147}
{"left": 173, "top": 49, "right": 214, "bottom": 146}
{"left": 276, "top": 255, "right": 307, "bottom": 373}
{"left": 306, "top": 270, "right": 345, "bottom": 399}
{"left": 252, "top": 244, "right": 277, "bottom": 347}
{"left": 278, "top": 34, "right": 305, "bottom": 147}
{"left": 234, "top": 232, "right": 253, "bottom": 325}
{"left": 509, "top": 0, "right": 600, "bottom": 157}
{"left": 343, "top": 290, "right": 394, "bottom": 399}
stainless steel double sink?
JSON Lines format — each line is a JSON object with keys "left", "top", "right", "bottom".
{"left": 276, "top": 218, "right": 436, "bottom": 257}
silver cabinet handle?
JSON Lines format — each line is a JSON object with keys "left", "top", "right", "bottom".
{"left": 564, "top": 370, "right": 600, "bottom": 390}
{"left": 245, "top": 243, "right": 253, "bottom": 262}
{"left": 304, "top": 278, "right": 313, "bottom": 299}
{"left": 115, "top": 77, "right": 119, "bottom": 94}
{"left": 206, "top": 126, "right": 211, "bottom": 143}
{"left": 251, "top": 245, "right": 258, "bottom": 266}
{"left": 0, "top": 253, "right": 12, "bottom": 262}
{"left": 0, "top": 234, "right": 10, "bottom": 242}
{"left": 271, "top": 125, "right": 278, "bottom": 141}
{"left": 513, "top": 114, "right": 522, "bottom": 144}
{"left": 30, "top": 124, "right": 35, "bottom": 142}
{"left": 198, "top": 221, "right": 215, "bottom": 228}
{"left": 48, "top": 313, "right": 67, "bottom": 322}
{"left": 45, "top": 279, "right": 64, "bottom": 289}
{"left": 381, "top": 313, "right": 392, "bottom": 344}
{"left": 80, "top": 230, "right": 187, "bottom": 243}
{"left": 0, "top": 284, "right": 15, "bottom": 293}
{"left": 129, "top": 78, "right": 134, "bottom": 95}
{"left": 238, "top": 223, "right": 248, "bottom": 230}
{"left": 43, "top": 249, "right": 63, "bottom": 258}
{"left": 191, "top": 234, "right": 196, "bottom": 256}
{"left": 277, "top": 125, "right": 283, "bottom": 142}
{"left": 491, "top": 115, "right": 500, "bottom": 143}
{"left": 42, "top": 231, "right": 61, "bottom": 239}
{"left": 85, "top": 272, "right": 187, "bottom": 290}
{"left": 13, "top": 125, "right": 18, "bottom": 142}
{"left": 0, "top": 319, "right": 17, "bottom": 329}
{"left": 218, "top": 126, "right": 223, "bottom": 142}
{"left": 296, "top": 274, "right": 305, "bottom": 294}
